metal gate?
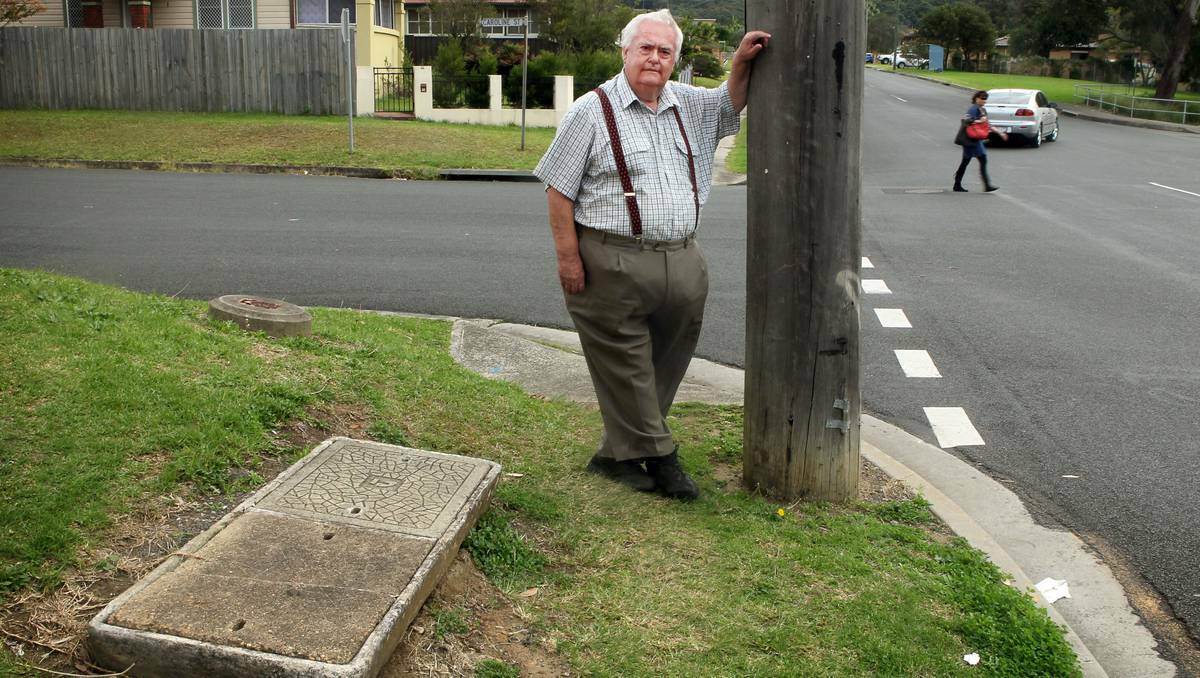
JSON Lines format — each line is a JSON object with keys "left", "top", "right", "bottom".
{"left": 374, "top": 67, "right": 414, "bottom": 114}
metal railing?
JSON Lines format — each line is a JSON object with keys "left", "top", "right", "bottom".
{"left": 374, "top": 67, "right": 413, "bottom": 113}
{"left": 1074, "top": 84, "right": 1199, "bottom": 125}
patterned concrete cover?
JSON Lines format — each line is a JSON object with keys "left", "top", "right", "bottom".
{"left": 87, "top": 438, "right": 500, "bottom": 678}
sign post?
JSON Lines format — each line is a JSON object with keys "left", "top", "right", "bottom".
{"left": 341, "top": 8, "right": 354, "bottom": 153}
{"left": 480, "top": 16, "right": 528, "bottom": 149}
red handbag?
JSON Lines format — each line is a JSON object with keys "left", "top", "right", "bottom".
{"left": 965, "top": 120, "right": 990, "bottom": 140}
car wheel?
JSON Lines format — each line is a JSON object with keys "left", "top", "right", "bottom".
{"left": 1032, "top": 125, "right": 1042, "bottom": 148}
{"left": 1047, "top": 123, "right": 1059, "bottom": 142}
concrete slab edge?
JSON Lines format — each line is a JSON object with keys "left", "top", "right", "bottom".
{"left": 861, "top": 437, "right": 1106, "bottom": 678}
{"left": 0, "top": 158, "right": 431, "bottom": 180}
{"left": 87, "top": 437, "right": 502, "bottom": 677}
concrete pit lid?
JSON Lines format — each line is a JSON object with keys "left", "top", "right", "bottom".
{"left": 87, "top": 438, "right": 501, "bottom": 677}
{"left": 208, "top": 294, "right": 312, "bottom": 337}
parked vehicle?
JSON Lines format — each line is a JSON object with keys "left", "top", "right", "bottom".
{"left": 865, "top": 52, "right": 874, "bottom": 63}
{"left": 984, "top": 89, "right": 1061, "bottom": 147}
{"left": 877, "top": 52, "right": 927, "bottom": 68}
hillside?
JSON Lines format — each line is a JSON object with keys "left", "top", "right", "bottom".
{"left": 623, "top": 0, "right": 744, "bottom": 23}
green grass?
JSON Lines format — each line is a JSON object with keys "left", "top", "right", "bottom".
{"left": 475, "top": 658, "right": 521, "bottom": 678}
{"left": 866, "top": 64, "right": 1200, "bottom": 108}
{"left": 0, "top": 110, "right": 555, "bottom": 179}
{"left": 0, "top": 269, "right": 1080, "bottom": 676}
{"left": 726, "top": 124, "right": 747, "bottom": 175}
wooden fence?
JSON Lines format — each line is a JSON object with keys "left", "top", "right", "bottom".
{"left": 0, "top": 27, "right": 350, "bottom": 114}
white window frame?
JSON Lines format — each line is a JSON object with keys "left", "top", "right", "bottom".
{"left": 405, "top": 7, "right": 437, "bottom": 35}
{"left": 196, "top": 0, "right": 256, "bottom": 28}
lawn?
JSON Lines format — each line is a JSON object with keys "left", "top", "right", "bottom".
{"left": 0, "top": 268, "right": 1079, "bottom": 676}
{"left": 866, "top": 64, "right": 1200, "bottom": 107}
{"left": 0, "top": 110, "right": 555, "bottom": 179}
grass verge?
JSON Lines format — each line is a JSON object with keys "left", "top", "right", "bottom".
{"left": 0, "top": 110, "right": 555, "bottom": 179}
{"left": 866, "top": 65, "right": 1200, "bottom": 109}
{"left": 0, "top": 269, "right": 1079, "bottom": 676}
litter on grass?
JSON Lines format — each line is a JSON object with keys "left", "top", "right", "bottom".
{"left": 963, "top": 652, "right": 980, "bottom": 666}
{"left": 1035, "top": 577, "right": 1071, "bottom": 604}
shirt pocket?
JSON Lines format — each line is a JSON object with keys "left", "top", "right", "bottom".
{"left": 595, "top": 133, "right": 652, "bottom": 178}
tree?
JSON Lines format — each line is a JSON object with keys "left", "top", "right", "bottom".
{"left": 677, "top": 16, "right": 721, "bottom": 73}
{"left": 532, "top": 0, "right": 635, "bottom": 53}
{"left": 1, "top": 0, "right": 44, "bottom": 26}
{"left": 867, "top": 12, "right": 902, "bottom": 53}
{"left": 428, "top": 0, "right": 494, "bottom": 45}
{"left": 1009, "top": 0, "right": 1108, "bottom": 57}
{"left": 919, "top": 3, "right": 996, "bottom": 66}
{"left": 1110, "top": 0, "right": 1200, "bottom": 99}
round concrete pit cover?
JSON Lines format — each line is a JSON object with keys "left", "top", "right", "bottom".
{"left": 208, "top": 295, "right": 312, "bottom": 337}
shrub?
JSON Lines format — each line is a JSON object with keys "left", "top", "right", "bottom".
{"left": 689, "top": 51, "right": 724, "bottom": 79}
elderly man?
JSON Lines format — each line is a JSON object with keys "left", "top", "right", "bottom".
{"left": 534, "top": 10, "right": 769, "bottom": 500}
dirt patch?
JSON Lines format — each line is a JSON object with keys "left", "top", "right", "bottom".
{"left": 858, "top": 458, "right": 915, "bottom": 503}
{"left": 711, "top": 457, "right": 916, "bottom": 504}
{"left": 382, "top": 552, "right": 572, "bottom": 677}
{"left": 272, "top": 402, "right": 373, "bottom": 452}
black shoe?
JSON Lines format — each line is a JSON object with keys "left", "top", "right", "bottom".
{"left": 984, "top": 184, "right": 999, "bottom": 192}
{"left": 953, "top": 185, "right": 968, "bottom": 192}
{"left": 645, "top": 450, "right": 699, "bottom": 501}
{"left": 587, "top": 455, "right": 656, "bottom": 492}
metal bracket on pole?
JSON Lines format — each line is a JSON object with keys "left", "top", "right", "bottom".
{"left": 826, "top": 394, "right": 850, "bottom": 433}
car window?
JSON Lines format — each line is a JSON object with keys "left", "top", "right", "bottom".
{"left": 986, "top": 92, "right": 1030, "bottom": 105}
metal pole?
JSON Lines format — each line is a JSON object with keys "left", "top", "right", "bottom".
{"left": 744, "top": 0, "right": 864, "bottom": 502}
{"left": 342, "top": 8, "right": 354, "bottom": 153}
{"left": 521, "top": 11, "right": 529, "bottom": 151}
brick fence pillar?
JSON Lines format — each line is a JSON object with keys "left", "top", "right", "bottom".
{"left": 128, "top": 0, "right": 150, "bottom": 27}
{"left": 82, "top": 0, "right": 103, "bottom": 26}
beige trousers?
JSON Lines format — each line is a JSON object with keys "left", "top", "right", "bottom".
{"left": 565, "top": 226, "right": 709, "bottom": 462}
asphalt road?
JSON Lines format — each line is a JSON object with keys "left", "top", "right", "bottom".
{"left": 2, "top": 69, "right": 1199, "bottom": 652}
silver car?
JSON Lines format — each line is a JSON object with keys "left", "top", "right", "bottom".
{"left": 984, "top": 88, "right": 1061, "bottom": 147}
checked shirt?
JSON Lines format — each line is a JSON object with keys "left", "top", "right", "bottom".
{"left": 534, "top": 71, "right": 739, "bottom": 241}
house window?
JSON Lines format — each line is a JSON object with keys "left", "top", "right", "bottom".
{"left": 197, "top": 0, "right": 254, "bottom": 28}
{"left": 405, "top": 7, "right": 438, "bottom": 35}
{"left": 374, "top": 0, "right": 393, "bottom": 29}
{"left": 297, "top": 0, "right": 354, "bottom": 24}
{"left": 65, "top": 0, "right": 84, "bottom": 26}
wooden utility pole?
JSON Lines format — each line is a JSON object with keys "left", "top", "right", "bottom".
{"left": 744, "top": 0, "right": 864, "bottom": 502}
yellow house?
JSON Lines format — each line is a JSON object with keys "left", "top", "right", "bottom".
{"left": 14, "top": 0, "right": 405, "bottom": 67}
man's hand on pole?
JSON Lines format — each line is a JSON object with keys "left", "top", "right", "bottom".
{"left": 728, "top": 30, "right": 771, "bottom": 113}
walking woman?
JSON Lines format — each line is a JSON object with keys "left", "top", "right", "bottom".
{"left": 954, "top": 90, "right": 1007, "bottom": 192}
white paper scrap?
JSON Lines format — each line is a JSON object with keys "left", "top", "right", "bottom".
{"left": 1061, "top": 474, "right": 1080, "bottom": 479}
{"left": 963, "top": 652, "right": 980, "bottom": 666}
{"left": 1035, "top": 577, "right": 1071, "bottom": 604}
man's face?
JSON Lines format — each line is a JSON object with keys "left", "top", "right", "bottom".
{"left": 622, "top": 22, "right": 677, "bottom": 95}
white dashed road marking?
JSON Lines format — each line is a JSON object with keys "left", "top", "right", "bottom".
{"left": 862, "top": 256, "right": 874, "bottom": 269}
{"left": 893, "top": 96, "right": 908, "bottom": 102}
{"left": 894, "top": 350, "right": 941, "bottom": 378}
{"left": 923, "top": 407, "right": 986, "bottom": 448}
{"left": 1149, "top": 182, "right": 1200, "bottom": 198}
{"left": 862, "top": 279, "right": 892, "bottom": 294}
{"left": 874, "top": 308, "right": 912, "bottom": 328}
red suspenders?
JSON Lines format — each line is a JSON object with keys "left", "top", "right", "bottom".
{"left": 594, "top": 87, "right": 700, "bottom": 237}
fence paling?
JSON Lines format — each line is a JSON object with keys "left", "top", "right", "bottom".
{"left": 0, "top": 27, "right": 347, "bottom": 115}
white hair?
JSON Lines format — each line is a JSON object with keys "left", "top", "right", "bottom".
{"left": 619, "top": 9, "right": 683, "bottom": 57}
